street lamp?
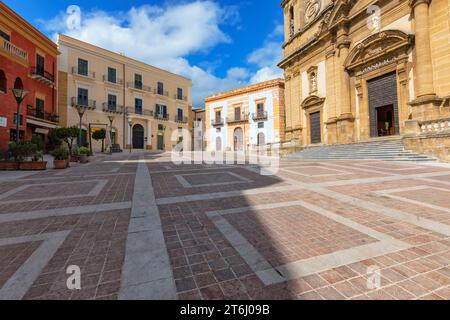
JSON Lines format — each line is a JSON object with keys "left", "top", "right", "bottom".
{"left": 108, "top": 115, "right": 114, "bottom": 155}
{"left": 12, "top": 88, "right": 28, "bottom": 143}
{"left": 75, "top": 106, "right": 86, "bottom": 148}
{"left": 127, "top": 116, "right": 132, "bottom": 153}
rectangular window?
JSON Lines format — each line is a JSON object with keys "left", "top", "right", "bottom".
{"left": 177, "top": 108, "right": 183, "bottom": 120}
{"left": 134, "top": 74, "right": 142, "bottom": 89}
{"left": 36, "top": 98, "right": 45, "bottom": 119}
{"left": 215, "top": 111, "right": 221, "bottom": 122}
{"left": 36, "top": 54, "right": 45, "bottom": 76}
{"left": 0, "top": 29, "right": 10, "bottom": 42}
{"left": 156, "top": 104, "right": 167, "bottom": 118}
{"left": 108, "top": 94, "right": 117, "bottom": 111}
{"left": 13, "top": 113, "right": 23, "bottom": 125}
{"left": 107, "top": 67, "right": 117, "bottom": 83}
{"left": 77, "top": 88, "right": 89, "bottom": 106}
{"left": 78, "top": 58, "right": 88, "bottom": 76}
{"left": 157, "top": 82, "right": 164, "bottom": 95}
{"left": 135, "top": 98, "right": 143, "bottom": 114}
{"left": 234, "top": 107, "right": 241, "bottom": 120}
{"left": 158, "top": 124, "right": 164, "bottom": 131}
{"left": 258, "top": 122, "right": 264, "bottom": 128}
{"left": 257, "top": 103, "right": 264, "bottom": 114}
{"left": 177, "top": 88, "right": 183, "bottom": 100}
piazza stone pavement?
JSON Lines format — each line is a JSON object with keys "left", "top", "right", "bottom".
{"left": 0, "top": 152, "right": 450, "bottom": 300}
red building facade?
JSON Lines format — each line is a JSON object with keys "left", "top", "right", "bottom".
{"left": 0, "top": 2, "right": 59, "bottom": 151}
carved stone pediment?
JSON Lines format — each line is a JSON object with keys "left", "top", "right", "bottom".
{"left": 344, "top": 30, "right": 414, "bottom": 72}
{"left": 301, "top": 95, "right": 325, "bottom": 109}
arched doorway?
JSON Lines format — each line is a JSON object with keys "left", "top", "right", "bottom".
{"left": 233, "top": 127, "right": 243, "bottom": 151}
{"left": 132, "top": 124, "right": 144, "bottom": 149}
{"left": 216, "top": 136, "right": 222, "bottom": 151}
{"left": 257, "top": 132, "right": 265, "bottom": 146}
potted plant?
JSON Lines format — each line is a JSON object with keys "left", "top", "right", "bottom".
{"left": 50, "top": 147, "right": 69, "bottom": 169}
{"left": 70, "top": 147, "right": 79, "bottom": 162}
{"left": 79, "top": 146, "right": 89, "bottom": 163}
{"left": 92, "top": 129, "right": 106, "bottom": 152}
{"left": 0, "top": 148, "right": 18, "bottom": 170}
{"left": 19, "top": 150, "right": 47, "bottom": 170}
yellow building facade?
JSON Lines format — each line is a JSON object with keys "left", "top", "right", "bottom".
{"left": 57, "top": 34, "right": 192, "bottom": 152}
{"left": 279, "top": 0, "right": 450, "bottom": 159}
{"left": 205, "top": 79, "right": 285, "bottom": 152}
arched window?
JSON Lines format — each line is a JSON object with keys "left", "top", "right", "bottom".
{"left": 0, "top": 70, "right": 6, "bottom": 93}
{"left": 216, "top": 136, "right": 222, "bottom": 151}
{"left": 14, "top": 77, "right": 23, "bottom": 89}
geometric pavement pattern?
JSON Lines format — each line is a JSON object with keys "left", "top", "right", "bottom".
{"left": 0, "top": 152, "right": 449, "bottom": 300}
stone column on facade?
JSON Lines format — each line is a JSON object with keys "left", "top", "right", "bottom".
{"left": 127, "top": 120, "right": 132, "bottom": 149}
{"left": 410, "top": 0, "right": 435, "bottom": 99}
{"left": 325, "top": 48, "right": 338, "bottom": 144}
{"left": 336, "top": 25, "right": 354, "bottom": 144}
{"left": 146, "top": 119, "right": 152, "bottom": 150}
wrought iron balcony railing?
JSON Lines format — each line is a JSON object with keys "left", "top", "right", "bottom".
{"left": 174, "top": 94, "right": 188, "bottom": 101}
{"left": 252, "top": 111, "right": 268, "bottom": 121}
{"left": 103, "top": 75, "right": 123, "bottom": 85}
{"left": 174, "top": 115, "right": 188, "bottom": 123}
{"left": 26, "top": 105, "right": 59, "bottom": 123}
{"left": 72, "top": 67, "right": 96, "bottom": 79}
{"left": 71, "top": 97, "right": 96, "bottom": 109}
{"left": 154, "top": 113, "right": 169, "bottom": 121}
{"left": 30, "top": 67, "right": 55, "bottom": 85}
{"left": 125, "top": 107, "right": 153, "bottom": 117}
{"left": 227, "top": 114, "right": 249, "bottom": 124}
{"left": 211, "top": 118, "right": 224, "bottom": 127}
{"left": 127, "top": 82, "right": 152, "bottom": 92}
{"left": 102, "top": 103, "right": 124, "bottom": 114}
{"left": 155, "top": 89, "right": 169, "bottom": 97}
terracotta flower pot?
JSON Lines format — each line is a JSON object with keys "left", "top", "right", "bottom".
{"left": 53, "top": 159, "right": 68, "bottom": 169}
{"left": 0, "top": 161, "right": 19, "bottom": 171}
{"left": 19, "top": 161, "right": 48, "bottom": 171}
{"left": 79, "top": 154, "right": 88, "bottom": 163}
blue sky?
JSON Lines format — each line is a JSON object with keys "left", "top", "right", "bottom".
{"left": 4, "top": 0, "right": 285, "bottom": 106}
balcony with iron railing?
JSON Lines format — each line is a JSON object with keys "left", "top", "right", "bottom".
{"left": 252, "top": 111, "right": 268, "bottom": 121}
{"left": 103, "top": 75, "right": 123, "bottom": 85}
{"left": 127, "top": 81, "right": 152, "bottom": 92}
{"left": 26, "top": 105, "right": 59, "bottom": 123}
{"left": 211, "top": 118, "right": 224, "bottom": 127}
{"left": 174, "top": 94, "right": 188, "bottom": 101}
{"left": 155, "top": 89, "right": 169, "bottom": 97}
{"left": 227, "top": 114, "right": 249, "bottom": 124}
{"left": 72, "top": 67, "right": 96, "bottom": 79}
{"left": 71, "top": 97, "right": 96, "bottom": 109}
{"left": 102, "top": 103, "right": 124, "bottom": 114}
{"left": 125, "top": 106, "right": 153, "bottom": 117}
{"left": 30, "top": 67, "right": 55, "bottom": 86}
{"left": 0, "top": 37, "right": 28, "bottom": 62}
{"left": 154, "top": 113, "right": 169, "bottom": 121}
{"left": 174, "top": 115, "right": 188, "bottom": 123}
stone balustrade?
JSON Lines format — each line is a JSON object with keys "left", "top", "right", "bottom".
{"left": 420, "top": 118, "right": 450, "bottom": 134}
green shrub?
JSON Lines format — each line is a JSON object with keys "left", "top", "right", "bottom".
{"left": 32, "top": 150, "right": 44, "bottom": 161}
{"left": 8, "top": 141, "right": 38, "bottom": 162}
{"left": 79, "top": 146, "right": 89, "bottom": 154}
{"left": 50, "top": 147, "right": 69, "bottom": 160}
{"left": 31, "top": 134, "right": 45, "bottom": 151}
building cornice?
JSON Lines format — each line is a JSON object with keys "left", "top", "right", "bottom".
{"left": 205, "top": 79, "right": 285, "bottom": 103}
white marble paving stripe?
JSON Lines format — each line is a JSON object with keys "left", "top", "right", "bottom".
{"left": 0, "top": 202, "right": 132, "bottom": 223}
{"left": 119, "top": 157, "right": 176, "bottom": 300}
{"left": 0, "top": 231, "right": 70, "bottom": 300}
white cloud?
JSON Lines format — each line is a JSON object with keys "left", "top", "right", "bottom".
{"left": 247, "top": 25, "right": 284, "bottom": 83}
{"left": 43, "top": 2, "right": 284, "bottom": 106}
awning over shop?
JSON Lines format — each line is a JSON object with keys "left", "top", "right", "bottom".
{"left": 34, "top": 128, "right": 49, "bottom": 135}
{"left": 26, "top": 118, "right": 57, "bottom": 129}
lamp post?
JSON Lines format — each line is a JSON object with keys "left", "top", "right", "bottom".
{"left": 127, "top": 116, "right": 132, "bottom": 153}
{"left": 12, "top": 88, "right": 28, "bottom": 143}
{"left": 108, "top": 115, "right": 114, "bottom": 155}
{"left": 75, "top": 106, "right": 86, "bottom": 148}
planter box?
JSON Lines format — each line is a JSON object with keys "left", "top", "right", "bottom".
{"left": 19, "top": 161, "right": 48, "bottom": 171}
{"left": 79, "top": 154, "right": 88, "bottom": 163}
{"left": 0, "top": 161, "right": 19, "bottom": 171}
{"left": 70, "top": 155, "right": 79, "bottom": 162}
{"left": 53, "top": 159, "right": 68, "bottom": 169}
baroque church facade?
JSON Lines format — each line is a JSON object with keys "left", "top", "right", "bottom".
{"left": 279, "top": 0, "right": 450, "bottom": 157}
